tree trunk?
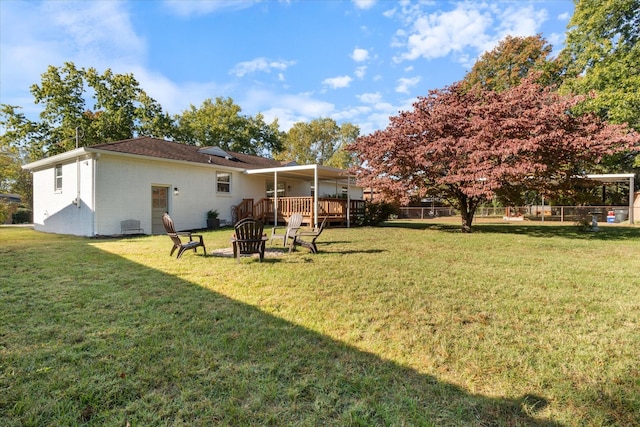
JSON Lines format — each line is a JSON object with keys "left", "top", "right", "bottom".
{"left": 461, "top": 212, "right": 474, "bottom": 233}
{"left": 457, "top": 192, "right": 479, "bottom": 233}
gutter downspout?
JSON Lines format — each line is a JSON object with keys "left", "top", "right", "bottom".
{"left": 74, "top": 127, "right": 81, "bottom": 209}
{"left": 75, "top": 157, "right": 81, "bottom": 208}
{"left": 92, "top": 153, "right": 99, "bottom": 236}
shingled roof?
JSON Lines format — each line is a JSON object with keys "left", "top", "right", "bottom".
{"left": 91, "top": 136, "right": 283, "bottom": 169}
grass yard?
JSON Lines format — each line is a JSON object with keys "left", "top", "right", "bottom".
{"left": 1, "top": 221, "right": 639, "bottom": 426}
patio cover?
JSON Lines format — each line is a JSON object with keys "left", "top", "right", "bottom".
{"left": 244, "top": 164, "right": 354, "bottom": 227}
{"left": 586, "top": 173, "right": 635, "bottom": 224}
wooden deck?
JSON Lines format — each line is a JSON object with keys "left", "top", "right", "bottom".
{"left": 233, "top": 197, "right": 365, "bottom": 226}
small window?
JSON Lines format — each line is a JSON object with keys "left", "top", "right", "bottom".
{"left": 216, "top": 172, "right": 231, "bottom": 193}
{"left": 152, "top": 187, "right": 168, "bottom": 208}
{"left": 266, "top": 181, "right": 286, "bottom": 197}
{"left": 54, "top": 165, "right": 63, "bottom": 191}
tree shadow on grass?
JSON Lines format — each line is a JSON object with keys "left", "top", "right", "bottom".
{"left": 382, "top": 220, "right": 640, "bottom": 240}
{"left": 0, "top": 238, "right": 573, "bottom": 426}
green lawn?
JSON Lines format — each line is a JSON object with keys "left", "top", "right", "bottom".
{"left": 1, "top": 221, "right": 639, "bottom": 426}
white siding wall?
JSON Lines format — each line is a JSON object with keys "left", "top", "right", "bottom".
{"left": 31, "top": 158, "right": 95, "bottom": 236}
{"left": 94, "top": 156, "right": 265, "bottom": 235}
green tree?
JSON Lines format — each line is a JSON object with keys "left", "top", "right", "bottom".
{"left": 464, "top": 35, "right": 562, "bottom": 92}
{"left": 0, "top": 140, "right": 21, "bottom": 193}
{"left": 559, "top": 0, "right": 640, "bottom": 130}
{"left": 84, "top": 67, "right": 173, "bottom": 143}
{"left": 0, "top": 123, "right": 33, "bottom": 208}
{"left": 174, "top": 97, "right": 283, "bottom": 156}
{"left": 325, "top": 122, "right": 360, "bottom": 169}
{"left": 276, "top": 118, "right": 359, "bottom": 168}
{"left": 1, "top": 62, "right": 174, "bottom": 160}
{"left": 29, "top": 62, "right": 86, "bottom": 154}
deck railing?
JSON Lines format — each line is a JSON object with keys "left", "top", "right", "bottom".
{"left": 253, "top": 197, "right": 365, "bottom": 226}
{"left": 232, "top": 199, "right": 254, "bottom": 223}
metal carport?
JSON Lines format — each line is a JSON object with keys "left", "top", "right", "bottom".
{"left": 586, "top": 173, "right": 635, "bottom": 224}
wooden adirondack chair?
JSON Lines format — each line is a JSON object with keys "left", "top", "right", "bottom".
{"left": 162, "top": 213, "right": 207, "bottom": 259}
{"left": 232, "top": 218, "right": 268, "bottom": 262}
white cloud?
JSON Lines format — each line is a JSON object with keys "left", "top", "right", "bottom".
{"left": 322, "top": 75, "right": 353, "bottom": 89}
{"left": 0, "top": 0, "right": 146, "bottom": 119}
{"left": 230, "top": 58, "right": 296, "bottom": 77}
{"left": 332, "top": 106, "right": 372, "bottom": 122}
{"left": 43, "top": 1, "right": 146, "bottom": 67}
{"left": 130, "top": 66, "right": 230, "bottom": 115}
{"left": 163, "top": 0, "right": 255, "bottom": 17}
{"left": 395, "top": 76, "right": 421, "bottom": 94}
{"left": 495, "top": 5, "right": 547, "bottom": 39}
{"left": 558, "top": 12, "right": 571, "bottom": 21}
{"left": 357, "top": 92, "right": 382, "bottom": 104}
{"left": 354, "top": 66, "right": 367, "bottom": 79}
{"left": 395, "top": 4, "right": 493, "bottom": 62}
{"left": 351, "top": 48, "right": 370, "bottom": 62}
{"left": 392, "top": 2, "right": 548, "bottom": 66}
{"left": 238, "top": 88, "right": 336, "bottom": 131}
{"left": 352, "top": 0, "right": 376, "bottom": 10}
{"left": 382, "top": 7, "right": 396, "bottom": 18}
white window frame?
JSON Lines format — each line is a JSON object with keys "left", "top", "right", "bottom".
{"left": 266, "top": 181, "right": 286, "bottom": 197}
{"left": 54, "top": 164, "right": 63, "bottom": 191}
{"left": 216, "top": 171, "right": 231, "bottom": 194}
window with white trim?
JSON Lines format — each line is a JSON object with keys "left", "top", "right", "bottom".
{"left": 266, "top": 181, "right": 286, "bottom": 197}
{"left": 216, "top": 172, "right": 231, "bottom": 193}
{"left": 54, "top": 164, "right": 63, "bottom": 191}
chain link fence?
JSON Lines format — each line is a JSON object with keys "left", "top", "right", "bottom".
{"left": 398, "top": 206, "right": 631, "bottom": 223}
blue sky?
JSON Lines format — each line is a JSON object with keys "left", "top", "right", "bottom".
{"left": 0, "top": 0, "right": 574, "bottom": 135}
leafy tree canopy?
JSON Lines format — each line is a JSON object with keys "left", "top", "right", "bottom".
{"left": 274, "top": 118, "right": 359, "bottom": 169}
{"left": 1, "top": 62, "right": 174, "bottom": 160}
{"left": 173, "top": 97, "right": 283, "bottom": 156}
{"left": 559, "top": 0, "right": 640, "bottom": 130}
{"left": 0, "top": 132, "right": 32, "bottom": 208}
{"left": 348, "top": 77, "right": 639, "bottom": 232}
{"left": 0, "top": 141, "right": 21, "bottom": 193}
{"left": 463, "top": 34, "right": 563, "bottom": 92}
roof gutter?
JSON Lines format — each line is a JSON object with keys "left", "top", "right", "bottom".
{"left": 22, "top": 148, "right": 91, "bottom": 171}
{"left": 23, "top": 147, "right": 247, "bottom": 174}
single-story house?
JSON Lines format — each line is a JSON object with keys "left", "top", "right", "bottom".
{"left": 22, "top": 136, "right": 364, "bottom": 236}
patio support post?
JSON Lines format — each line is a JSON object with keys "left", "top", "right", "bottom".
{"left": 314, "top": 165, "right": 319, "bottom": 228}
{"left": 629, "top": 175, "right": 635, "bottom": 224}
{"left": 274, "top": 171, "right": 278, "bottom": 226}
{"left": 347, "top": 175, "right": 351, "bottom": 228}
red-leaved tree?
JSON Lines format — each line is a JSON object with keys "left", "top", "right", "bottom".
{"left": 348, "top": 77, "right": 639, "bottom": 232}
